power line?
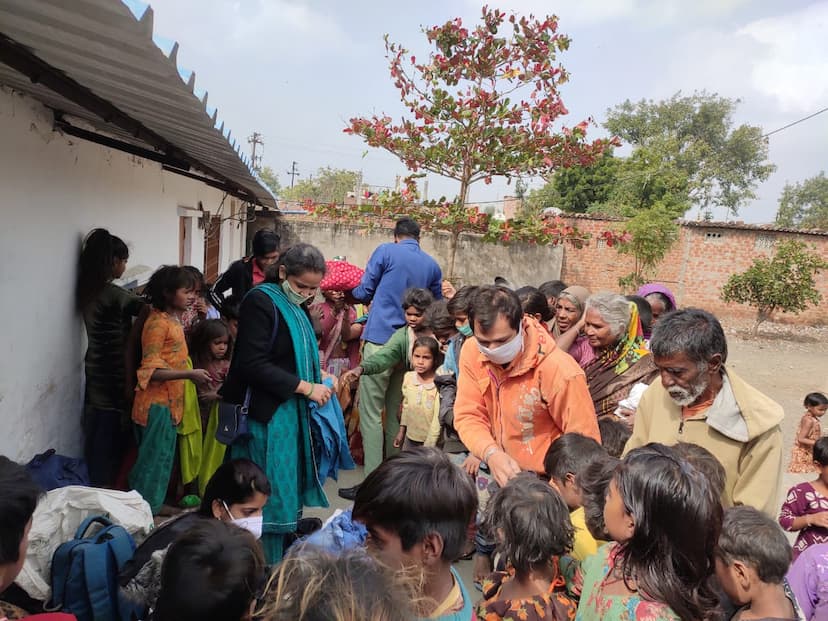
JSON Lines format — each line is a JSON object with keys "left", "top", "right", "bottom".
{"left": 762, "top": 106, "right": 828, "bottom": 138}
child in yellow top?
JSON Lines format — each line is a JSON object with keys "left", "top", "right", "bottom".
{"left": 544, "top": 433, "right": 607, "bottom": 561}
{"left": 394, "top": 336, "right": 443, "bottom": 451}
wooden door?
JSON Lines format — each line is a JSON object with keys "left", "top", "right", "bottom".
{"left": 203, "top": 216, "right": 221, "bottom": 282}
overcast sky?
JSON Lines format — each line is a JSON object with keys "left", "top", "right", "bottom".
{"left": 148, "top": 0, "right": 828, "bottom": 223}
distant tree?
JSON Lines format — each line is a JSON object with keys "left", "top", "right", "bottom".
{"left": 721, "top": 240, "right": 828, "bottom": 333}
{"left": 775, "top": 172, "right": 828, "bottom": 230}
{"left": 544, "top": 150, "right": 620, "bottom": 214}
{"left": 281, "top": 167, "right": 360, "bottom": 204}
{"left": 257, "top": 165, "right": 282, "bottom": 196}
{"left": 615, "top": 203, "right": 679, "bottom": 291}
{"left": 345, "top": 6, "right": 610, "bottom": 209}
{"left": 605, "top": 92, "right": 775, "bottom": 218}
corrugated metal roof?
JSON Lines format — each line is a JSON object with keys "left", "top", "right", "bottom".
{"left": 0, "top": 0, "right": 276, "bottom": 208}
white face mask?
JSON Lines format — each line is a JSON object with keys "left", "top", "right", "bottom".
{"left": 223, "top": 501, "right": 263, "bottom": 540}
{"left": 477, "top": 324, "right": 524, "bottom": 365}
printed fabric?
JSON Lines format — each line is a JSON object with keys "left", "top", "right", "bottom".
{"left": 779, "top": 482, "right": 828, "bottom": 559}
{"left": 575, "top": 543, "right": 680, "bottom": 621}
{"left": 478, "top": 568, "right": 578, "bottom": 621}
{"left": 132, "top": 309, "right": 189, "bottom": 426}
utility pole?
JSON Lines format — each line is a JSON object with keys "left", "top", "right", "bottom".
{"left": 286, "top": 161, "right": 300, "bottom": 188}
{"left": 247, "top": 132, "right": 264, "bottom": 171}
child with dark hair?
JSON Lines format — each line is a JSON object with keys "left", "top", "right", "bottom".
{"left": 181, "top": 266, "right": 220, "bottom": 335}
{"left": 673, "top": 442, "right": 727, "bottom": 503}
{"left": 76, "top": 228, "right": 146, "bottom": 487}
{"left": 716, "top": 506, "right": 799, "bottom": 621}
{"left": 395, "top": 336, "right": 443, "bottom": 450}
{"left": 516, "top": 286, "right": 554, "bottom": 325}
{"left": 544, "top": 433, "right": 607, "bottom": 561}
{"left": 579, "top": 456, "right": 620, "bottom": 542}
{"left": 779, "top": 436, "right": 828, "bottom": 559}
{"left": 353, "top": 447, "right": 478, "bottom": 620}
{"left": 340, "top": 289, "right": 435, "bottom": 487}
{"left": 539, "top": 280, "right": 567, "bottom": 316}
{"left": 578, "top": 443, "right": 722, "bottom": 621}
{"left": 153, "top": 520, "right": 265, "bottom": 621}
{"left": 188, "top": 319, "right": 233, "bottom": 420}
{"left": 789, "top": 392, "right": 828, "bottom": 473}
{"left": 479, "top": 473, "right": 577, "bottom": 621}
{"left": 446, "top": 285, "right": 478, "bottom": 337}
{"left": 259, "top": 547, "right": 415, "bottom": 621}
{"left": 597, "top": 417, "right": 631, "bottom": 458}
{"left": 130, "top": 265, "right": 212, "bottom": 514}
{"left": 220, "top": 295, "right": 242, "bottom": 340}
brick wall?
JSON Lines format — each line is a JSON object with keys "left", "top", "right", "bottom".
{"left": 560, "top": 215, "right": 828, "bottom": 325}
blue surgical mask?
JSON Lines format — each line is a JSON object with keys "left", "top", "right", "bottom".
{"left": 459, "top": 323, "right": 473, "bottom": 337}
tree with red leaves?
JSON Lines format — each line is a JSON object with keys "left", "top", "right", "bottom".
{"left": 345, "top": 5, "right": 613, "bottom": 208}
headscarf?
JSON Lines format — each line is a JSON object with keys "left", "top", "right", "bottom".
{"left": 550, "top": 285, "right": 590, "bottom": 338}
{"left": 636, "top": 283, "right": 677, "bottom": 311}
{"left": 583, "top": 301, "right": 658, "bottom": 417}
{"left": 599, "top": 302, "right": 650, "bottom": 375}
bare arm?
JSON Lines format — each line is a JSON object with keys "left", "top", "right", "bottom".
{"left": 796, "top": 415, "right": 817, "bottom": 447}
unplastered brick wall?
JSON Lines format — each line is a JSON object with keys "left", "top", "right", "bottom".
{"left": 560, "top": 214, "right": 828, "bottom": 325}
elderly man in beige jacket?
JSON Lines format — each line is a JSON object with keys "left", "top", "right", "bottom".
{"left": 625, "top": 308, "right": 784, "bottom": 516}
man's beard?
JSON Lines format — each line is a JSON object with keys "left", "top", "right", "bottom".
{"left": 667, "top": 373, "right": 710, "bottom": 407}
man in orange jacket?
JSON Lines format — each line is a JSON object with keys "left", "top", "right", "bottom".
{"left": 454, "top": 286, "right": 600, "bottom": 486}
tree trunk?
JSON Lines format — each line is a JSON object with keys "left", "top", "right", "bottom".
{"left": 446, "top": 177, "right": 470, "bottom": 282}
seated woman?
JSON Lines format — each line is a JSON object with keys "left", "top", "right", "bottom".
{"left": 120, "top": 459, "right": 270, "bottom": 616}
{"left": 552, "top": 285, "right": 595, "bottom": 368}
{"left": 582, "top": 292, "right": 658, "bottom": 419}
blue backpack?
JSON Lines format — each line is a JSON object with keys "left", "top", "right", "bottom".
{"left": 49, "top": 516, "right": 137, "bottom": 621}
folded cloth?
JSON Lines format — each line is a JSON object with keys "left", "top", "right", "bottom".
{"left": 308, "top": 378, "right": 356, "bottom": 487}
{"left": 319, "top": 260, "right": 364, "bottom": 292}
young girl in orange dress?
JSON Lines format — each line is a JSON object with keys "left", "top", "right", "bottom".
{"left": 789, "top": 392, "right": 828, "bottom": 473}
{"left": 128, "top": 266, "right": 211, "bottom": 514}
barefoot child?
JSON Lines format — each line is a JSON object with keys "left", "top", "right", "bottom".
{"left": 716, "top": 506, "right": 799, "bottom": 621}
{"left": 129, "top": 266, "right": 211, "bottom": 514}
{"left": 479, "top": 473, "right": 578, "bottom": 621}
{"left": 789, "top": 392, "right": 828, "bottom": 474}
{"left": 779, "top": 437, "right": 828, "bottom": 559}
{"left": 394, "top": 336, "right": 443, "bottom": 450}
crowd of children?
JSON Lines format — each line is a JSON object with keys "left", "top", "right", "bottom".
{"left": 3, "top": 226, "right": 826, "bottom": 621}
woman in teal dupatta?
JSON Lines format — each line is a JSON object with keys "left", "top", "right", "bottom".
{"left": 223, "top": 244, "right": 334, "bottom": 563}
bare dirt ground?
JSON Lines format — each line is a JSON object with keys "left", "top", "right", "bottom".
{"left": 723, "top": 323, "right": 828, "bottom": 509}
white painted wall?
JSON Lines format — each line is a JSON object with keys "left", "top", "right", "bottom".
{"left": 0, "top": 88, "right": 248, "bottom": 460}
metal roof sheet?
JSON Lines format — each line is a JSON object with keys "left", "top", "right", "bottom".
{"left": 0, "top": 0, "right": 276, "bottom": 208}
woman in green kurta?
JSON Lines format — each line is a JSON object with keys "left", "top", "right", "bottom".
{"left": 223, "top": 243, "right": 333, "bottom": 563}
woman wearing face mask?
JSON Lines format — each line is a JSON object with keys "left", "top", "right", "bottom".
{"left": 220, "top": 243, "right": 331, "bottom": 565}
{"left": 119, "top": 459, "right": 270, "bottom": 617}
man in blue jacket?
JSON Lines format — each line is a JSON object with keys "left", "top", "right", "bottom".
{"left": 339, "top": 218, "right": 442, "bottom": 499}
